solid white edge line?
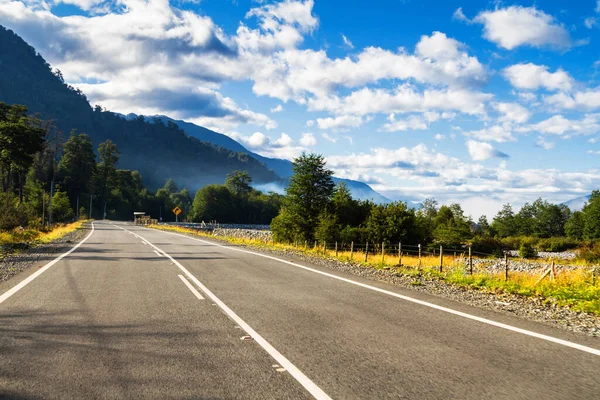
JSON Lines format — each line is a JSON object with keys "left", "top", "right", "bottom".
{"left": 0, "top": 222, "right": 96, "bottom": 305}
{"left": 116, "top": 225, "right": 331, "bottom": 400}
{"left": 178, "top": 274, "right": 205, "bottom": 300}
{"left": 146, "top": 226, "right": 600, "bottom": 358}
{"left": 153, "top": 250, "right": 163, "bottom": 257}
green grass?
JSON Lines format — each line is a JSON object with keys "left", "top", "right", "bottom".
{"left": 149, "top": 224, "right": 600, "bottom": 316}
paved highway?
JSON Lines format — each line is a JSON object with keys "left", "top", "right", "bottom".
{"left": 1, "top": 221, "right": 599, "bottom": 399}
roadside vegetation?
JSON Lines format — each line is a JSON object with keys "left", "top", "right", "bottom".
{"left": 152, "top": 152, "right": 600, "bottom": 315}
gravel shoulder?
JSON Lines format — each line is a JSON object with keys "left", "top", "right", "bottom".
{"left": 161, "top": 229, "right": 600, "bottom": 339}
{"left": 0, "top": 222, "right": 91, "bottom": 286}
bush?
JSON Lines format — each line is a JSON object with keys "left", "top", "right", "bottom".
{"left": 536, "top": 237, "right": 580, "bottom": 252}
{"left": 51, "top": 191, "right": 74, "bottom": 223}
{"left": 500, "top": 236, "right": 524, "bottom": 250}
{"left": 469, "top": 236, "right": 504, "bottom": 257}
{"left": 519, "top": 242, "right": 537, "bottom": 259}
{"left": 579, "top": 243, "right": 600, "bottom": 263}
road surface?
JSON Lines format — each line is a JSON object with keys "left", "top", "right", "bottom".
{"left": 1, "top": 220, "right": 599, "bottom": 399}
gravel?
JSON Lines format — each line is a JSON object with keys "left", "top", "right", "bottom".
{"left": 0, "top": 223, "right": 91, "bottom": 283}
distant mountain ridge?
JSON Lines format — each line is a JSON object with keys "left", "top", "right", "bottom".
{"left": 123, "top": 114, "right": 391, "bottom": 203}
{"left": 562, "top": 195, "right": 591, "bottom": 212}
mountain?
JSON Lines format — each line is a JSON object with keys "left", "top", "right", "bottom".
{"left": 136, "top": 115, "right": 390, "bottom": 203}
{"left": 562, "top": 195, "right": 591, "bottom": 212}
{"left": 0, "top": 26, "right": 280, "bottom": 191}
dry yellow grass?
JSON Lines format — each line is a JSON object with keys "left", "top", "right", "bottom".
{"left": 0, "top": 220, "right": 88, "bottom": 246}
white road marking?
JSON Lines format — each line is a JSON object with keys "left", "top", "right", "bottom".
{"left": 178, "top": 274, "right": 204, "bottom": 300}
{"left": 153, "top": 250, "right": 163, "bottom": 257}
{"left": 145, "top": 226, "right": 600, "bottom": 358}
{"left": 0, "top": 222, "right": 95, "bottom": 305}
{"left": 115, "top": 224, "right": 331, "bottom": 400}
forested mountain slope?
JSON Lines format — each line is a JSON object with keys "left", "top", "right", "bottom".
{"left": 0, "top": 26, "right": 280, "bottom": 191}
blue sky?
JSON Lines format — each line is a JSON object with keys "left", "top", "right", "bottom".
{"left": 1, "top": 0, "right": 600, "bottom": 218}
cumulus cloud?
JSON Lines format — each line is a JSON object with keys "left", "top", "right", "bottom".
{"left": 452, "top": 7, "right": 471, "bottom": 23}
{"left": 299, "top": 132, "right": 317, "bottom": 146}
{"left": 466, "top": 140, "right": 509, "bottom": 161}
{"left": 492, "top": 102, "right": 531, "bottom": 123}
{"left": 544, "top": 89, "right": 600, "bottom": 111}
{"left": 463, "top": 125, "right": 516, "bottom": 143}
{"left": 316, "top": 115, "right": 365, "bottom": 131}
{"left": 518, "top": 114, "right": 600, "bottom": 137}
{"left": 270, "top": 104, "right": 283, "bottom": 113}
{"left": 536, "top": 137, "right": 555, "bottom": 150}
{"left": 503, "top": 63, "right": 573, "bottom": 91}
{"left": 474, "top": 6, "right": 572, "bottom": 50}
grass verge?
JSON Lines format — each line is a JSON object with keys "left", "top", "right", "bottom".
{"left": 0, "top": 220, "right": 89, "bottom": 248}
{"left": 149, "top": 224, "right": 600, "bottom": 316}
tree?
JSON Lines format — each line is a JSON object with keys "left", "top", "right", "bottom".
{"left": 432, "top": 204, "right": 472, "bottom": 246}
{"left": 565, "top": 211, "right": 584, "bottom": 240}
{"left": 476, "top": 215, "right": 492, "bottom": 236}
{"left": 283, "top": 153, "right": 334, "bottom": 241}
{"left": 226, "top": 170, "right": 252, "bottom": 198}
{"left": 582, "top": 191, "right": 600, "bottom": 239}
{"left": 191, "top": 184, "right": 234, "bottom": 222}
{"left": 314, "top": 212, "right": 339, "bottom": 244}
{"left": 491, "top": 204, "right": 517, "bottom": 238}
{"left": 0, "top": 103, "right": 45, "bottom": 199}
{"left": 57, "top": 131, "right": 96, "bottom": 207}
{"left": 96, "top": 139, "right": 120, "bottom": 216}
{"left": 163, "top": 178, "right": 178, "bottom": 195}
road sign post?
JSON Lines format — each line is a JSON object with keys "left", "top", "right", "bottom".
{"left": 172, "top": 206, "right": 182, "bottom": 222}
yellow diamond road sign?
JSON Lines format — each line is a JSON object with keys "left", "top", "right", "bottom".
{"left": 172, "top": 206, "right": 182, "bottom": 216}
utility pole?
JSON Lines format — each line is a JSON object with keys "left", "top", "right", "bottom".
{"left": 89, "top": 194, "right": 93, "bottom": 219}
{"left": 76, "top": 195, "right": 79, "bottom": 221}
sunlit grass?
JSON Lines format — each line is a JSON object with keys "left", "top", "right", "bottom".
{"left": 149, "top": 224, "right": 600, "bottom": 315}
{"left": 0, "top": 220, "right": 88, "bottom": 246}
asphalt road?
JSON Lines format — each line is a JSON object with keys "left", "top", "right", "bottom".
{"left": 1, "top": 221, "right": 599, "bottom": 399}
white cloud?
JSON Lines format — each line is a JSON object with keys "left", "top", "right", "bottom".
{"left": 270, "top": 104, "right": 283, "bottom": 113}
{"left": 306, "top": 119, "right": 315, "bottom": 127}
{"left": 474, "top": 6, "right": 572, "bottom": 50}
{"left": 466, "top": 140, "right": 509, "bottom": 161}
{"left": 544, "top": 89, "right": 600, "bottom": 111}
{"left": 518, "top": 114, "right": 600, "bottom": 137}
{"left": 242, "top": 132, "right": 271, "bottom": 148}
{"left": 321, "top": 133, "right": 338, "bottom": 143}
{"left": 316, "top": 115, "right": 364, "bottom": 131}
{"left": 492, "top": 102, "right": 531, "bottom": 123}
{"left": 453, "top": 7, "right": 471, "bottom": 23}
{"left": 503, "top": 63, "right": 573, "bottom": 91}
{"left": 588, "top": 150, "right": 600, "bottom": 155}
{"left": 463, "top": 125, "right": 516, "bottom": 143}
{"left": 341, "top": 34, "right": 353, "bottom": 49}
{"left": 434, "top": 134, "right": 445, "bottom": 141}
{"left": 273, "top": 132, "right": 293, "bottom": 147}
{"left": 585, "top": 17, "right": 597, "bottom": 29}
{"left": 299, "top": 132, "right": 317, "bottom": 146}
{"left": 381, "top": 111, "right": 452, "bottom": 132}
{"left": 536, "top": 136, "right": 555, "bottom": 150}
{"left": 308, "top": 85, "right": 491, "bottom": 116}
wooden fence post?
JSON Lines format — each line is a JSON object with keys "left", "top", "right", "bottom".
{"left": 314, "top": 240, "right": 317, "bottom": 250}
{"left": 469, "top": 245, "right": 473, "bottom": 275}
{"left": 305, "top": 240, "right": 308, "bottom": 250}
{"left": 381, "top": 242, "right": 385, "bottom": 264}
{"left": 399, "top": 242, "right": 402, "bottom": 266}
{"left": 439, "top": 245, "right": 443, "bottom": 272}
{"left": 504, "top": 253, "right": 509, "bottom": 281}
{"left": 323, "top": 242, "right": 326, "bottom": 254}
{"left": 365, "top": 242, "right": 369, "bottom": 262}
{"left": 350, "top": 241, "right": 354, "bottom": 260}
{"left": 418, "top": 244, "right": 422, "bottom": 267}
{"left": 335, "top": 241, "right": 338, "bottom": 257}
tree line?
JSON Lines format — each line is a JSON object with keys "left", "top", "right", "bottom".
{"left": 269, "top": 153, "right": 600, "bottom": 257}
{"left": 0, "top": 102, "right": 282, "bottom": 230}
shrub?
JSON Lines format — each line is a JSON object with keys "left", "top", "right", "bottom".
{"left": 500, "top": 236, "right": 523, "bottom": 250}
{"left": 51, "top": 191, "right": 74, "bottom": 223}
{"left": 519, "top": 242, "right": 537, "bottom": 259}
{"left": 579, "top": 242, "right": 600, "bottom": 263}
{"left": 536, "top": 237, "right": 580, "bottom": 252}
{"left": 469, "top": 236, "right": 504, "bottom": 257}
